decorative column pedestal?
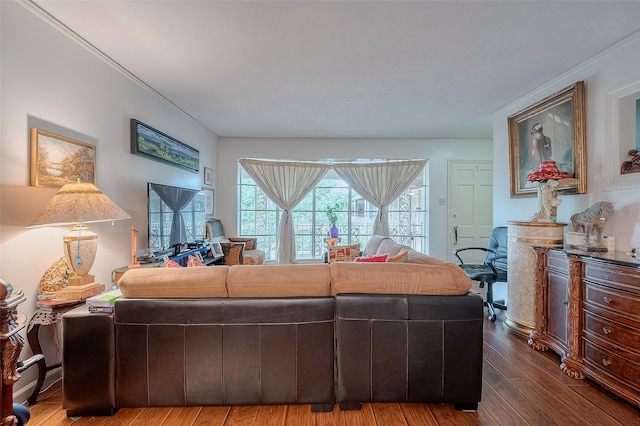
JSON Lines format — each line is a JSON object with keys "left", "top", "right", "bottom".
{"left": 505, "top": 221, "right": 566, "bottom": 337}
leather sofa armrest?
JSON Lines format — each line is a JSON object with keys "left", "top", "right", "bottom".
{"left": 62, "top": 305, "right": 117, "bottom": 416}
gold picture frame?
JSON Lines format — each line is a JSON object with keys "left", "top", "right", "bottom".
{"left": 508, "top": 81, "right": 586, "bottom": 197}
{"left": 30, "top": 128, "right": 96, "bottom": 188}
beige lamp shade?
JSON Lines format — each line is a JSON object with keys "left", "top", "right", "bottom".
{"left": 28, "top": 182, "right": 130, "bottom": 286}
{"left": 28, "top": 182, "right": 130, "bottom": 227}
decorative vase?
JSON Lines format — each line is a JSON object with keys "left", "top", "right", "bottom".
{"left": 330, "top": 223, "right": 339, "bottom": 238}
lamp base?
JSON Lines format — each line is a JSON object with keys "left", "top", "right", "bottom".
{"left": 56, "top": 282, "right": 104, "bottom": 300}
{"left": 68, "top": 274, "right": 95, "bottom": 287}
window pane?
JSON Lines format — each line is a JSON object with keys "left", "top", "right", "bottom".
{"left": 237, "top": 161, "right": 429, "bottom": 259}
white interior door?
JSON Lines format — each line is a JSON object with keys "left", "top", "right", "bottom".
{"left": 448, "top": 161, "right": 493, "bottom": 263}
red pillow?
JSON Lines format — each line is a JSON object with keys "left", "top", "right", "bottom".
{"left": 355, "top": 254, "right": 389, "bottom": 263}
{"left": 187, "top": 255, "right": 205, "bottom": 267}
{"left": 163, "top": 258, "right": 182, "bottom": 268}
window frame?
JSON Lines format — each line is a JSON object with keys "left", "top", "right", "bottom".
{"left": 238, "top": 162, "right": 429, "bottom": 260}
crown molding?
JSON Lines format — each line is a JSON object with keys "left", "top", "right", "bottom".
{"left": 17, "top": 0, "right": 213, "bottom": 134}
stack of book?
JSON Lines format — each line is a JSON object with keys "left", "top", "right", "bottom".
{"left": 36, "top": 297, "right": 84, "bottom": 313}
{"left": 87, "top": 289, "right": 121, "bottom": 313}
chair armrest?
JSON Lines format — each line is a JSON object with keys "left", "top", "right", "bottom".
{"left": 488, "top": 254, "right": 507, "bottom": 271}
{"left": 453, "top": 247, "right": 495, "bottom": 265}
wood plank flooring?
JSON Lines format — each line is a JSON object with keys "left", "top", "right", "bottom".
{"left": 22, "top": 310, "right": 640, "bottom": 425}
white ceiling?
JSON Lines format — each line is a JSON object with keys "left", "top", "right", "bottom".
{"left": 32, "top": 0, "right": 640, "bottom": 139}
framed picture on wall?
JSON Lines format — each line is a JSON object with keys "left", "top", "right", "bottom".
{"left": 204, "top": 188, "right": 214, "bottom": 215}
{"left": 508, "top": 81, "right": 586, "bottom": 197}
{"left": 204, "top": 167, "right": 213, "bottom": 186}
{"left": 30, "top": 128, "right": 96, "bottom": 188}
{"left": 130, "top": 119, "right": 199, "bottom": 172}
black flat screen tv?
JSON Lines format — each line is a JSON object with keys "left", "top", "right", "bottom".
{"left": 147, "top": 182, "right": 206, "bottom": 254}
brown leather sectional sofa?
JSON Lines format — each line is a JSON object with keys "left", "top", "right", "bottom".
{"left": 62, "top": 238, "right": 483, "bottom": 417}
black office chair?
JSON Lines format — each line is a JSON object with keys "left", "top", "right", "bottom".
{"left": 454, "top": 226, "right": 508, "bottom": 322}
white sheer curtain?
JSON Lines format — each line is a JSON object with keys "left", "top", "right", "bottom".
{"left": 333, "top": 159, "right": 427, "bottom": 236}
{"left": 239, "top": 159, "right": 330, "bottom": 263}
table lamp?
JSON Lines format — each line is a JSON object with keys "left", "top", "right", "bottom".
{"left": 28, "top": 182, "right": 130, "bottom": 298}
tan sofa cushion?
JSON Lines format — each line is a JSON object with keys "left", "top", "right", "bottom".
{"left": 227, "top": 264, "right": 331, "bottom": 297}
{"left": 118, "top": 266, "right": 229, "bottom": 298}
{"left": 329, "top": 262, "right": 472, "bottom": 296}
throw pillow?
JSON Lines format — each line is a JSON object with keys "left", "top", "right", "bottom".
{"left": 355, "top": 254, "right": 389, "bottom": 263}
{"left": 328, "top": 244, "right": 361, "bottom": 263}
{"left": 387, "top": 250, "right": 409, "bottom": 263}
{"left": 163, "top": 258, "right": 182, "bottom": 268}
{"left": 38, "top": 257, "right": 73, "bottom": 294}
{"left": 187, "top": 255, "right": 205, "bottom": 267}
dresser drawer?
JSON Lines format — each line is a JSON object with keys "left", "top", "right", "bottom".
{"left": 546, "top": 251, "right": 569, "bottom": 272}
{"left": 584, "top": 282, "right": 640, "bottom": 324}
{"left": 584, "top": 341, "right": 640, "bottom": 388}
{"left": 584, "top": 262, "right": 640, "bottom": 293}
{"left": 584, "top": 312, "right": 640, "bottom": 354}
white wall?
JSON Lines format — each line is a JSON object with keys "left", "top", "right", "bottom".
{"left": 0, "top": 1, "right": 217, "bottom": 395}
{"left": 217, "top": 138, "right": 492, "bottom": 260}
{"left": 493, "top": 31, "right": 640, "bottom": 252}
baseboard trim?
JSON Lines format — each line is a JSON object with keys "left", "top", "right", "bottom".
{"left": 14, "top": 369, "right": 63, "bottom": 405}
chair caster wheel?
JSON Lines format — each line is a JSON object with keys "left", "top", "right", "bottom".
{"left": 488, "top": 314, "right": 496, "bottom": 323}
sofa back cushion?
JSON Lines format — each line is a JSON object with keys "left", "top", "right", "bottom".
{"left": 118, "top": 266, "right": 229, "bottom": 298}
{"left": 227, "top": 264, "right": 331, "bottom": 297}
{"left": 329, "top": 262, "right": 472, "bottom": 296}
{"left": 362, "top": 235, "right": 390, "bottom": 256}
{"left": 372, "top": 237, "right": 450, "bottom": 267}
{"left": 375, "top": 238, "right": 407, "bottom": 257}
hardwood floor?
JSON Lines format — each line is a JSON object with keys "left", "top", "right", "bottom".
{"left": 22, "top": 310, "right": 640, "bottom": 425}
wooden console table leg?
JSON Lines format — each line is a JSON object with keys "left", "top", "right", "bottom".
{"left": 25, "top": 323, "right": 47, "bottom": 405}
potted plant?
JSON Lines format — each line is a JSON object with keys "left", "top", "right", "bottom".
{"left": 326, "top": 203, "right": 340, "bottom": 238}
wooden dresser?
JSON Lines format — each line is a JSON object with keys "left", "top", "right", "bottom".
{"left": 529, "top": 248, "right": 640, "bottom": 407}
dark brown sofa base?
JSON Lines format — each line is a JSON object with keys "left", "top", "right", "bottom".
{"left": 335, "top": 294, "right": 483, "bottom": 410}
{"left": 62, "top": 293, "right": 483, "bottom": 416}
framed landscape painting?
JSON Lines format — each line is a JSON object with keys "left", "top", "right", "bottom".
{"left": 30, "top": 128, "right": 96, "bottom": 187}
{"left": 131, "top": 119, "right": 199, "bottom": 172}
{"left": 508, "top": 81, "right": 586, "bottom": 197}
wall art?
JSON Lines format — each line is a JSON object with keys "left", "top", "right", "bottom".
{"left": 30, "top": 128, "right": 96, "bottom": 187}
{"left": 131, "top": 119, "right": 199, "bottom": 172}
{"left": 508, "top": 81, "right": 586, "bottom": 197}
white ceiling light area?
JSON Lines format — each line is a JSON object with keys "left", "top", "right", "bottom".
{"left": 31, "top": 0, "right": 640, "bottom": 139}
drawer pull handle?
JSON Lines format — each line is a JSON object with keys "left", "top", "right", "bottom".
{"left": 602, "top": 327, "right": 611, "bottom": 335}
{"left": 602, "top": 359, "right": 612, "bottom": 367}
{"left": 603, "top": 296, "right": 613, "bottom": 305}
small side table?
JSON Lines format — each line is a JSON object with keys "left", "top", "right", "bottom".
{"left": 20, "top": 299, "right": 84, "bottom": 405}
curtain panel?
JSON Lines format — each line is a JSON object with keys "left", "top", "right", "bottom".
{"left": 332, "top": 159, "right": 427, "bottom": 236}
{"left": 239, "top": 159, "right": 330, "bottom": 264}
{"left": 150, "top": 183, "right": 198, "bottom": 246}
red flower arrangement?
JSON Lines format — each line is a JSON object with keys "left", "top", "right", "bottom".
{"left": 526, "top": 161, "right": 570, "bottom": 183}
